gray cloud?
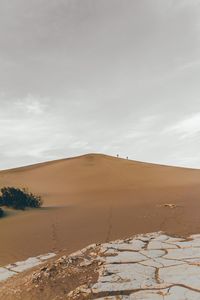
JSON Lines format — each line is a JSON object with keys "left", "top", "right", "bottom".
{"left": 0, "top": 0, "right": 200, "bottom": 169}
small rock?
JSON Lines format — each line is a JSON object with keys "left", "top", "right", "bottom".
{"left": 163, "top": 203, "right": 177, "bottom": 209}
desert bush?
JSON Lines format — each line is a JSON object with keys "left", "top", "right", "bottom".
{"left": 0, "top": 207, "right": 4, "bottom": 217}
{"left": 0, "top": 187, "right": 43, "bottom": 210}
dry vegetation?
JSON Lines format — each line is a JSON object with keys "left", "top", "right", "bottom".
{"left": 0, "top": 187, "right": 42, "bottom": 215}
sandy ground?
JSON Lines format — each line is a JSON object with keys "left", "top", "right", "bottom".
{"left": 0, "top": 243, "right": 100, "bottom": 300}
{"left": 1, "top": 153, "right": 200, "bottom": 265}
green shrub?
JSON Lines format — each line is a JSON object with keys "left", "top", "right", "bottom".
{"left": 0, "top": 187, "right": 43, "bottom": 210}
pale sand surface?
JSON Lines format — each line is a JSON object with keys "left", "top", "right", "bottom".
{"left": 0, "top": 252, "right": 55, "bottom": 282}
{"left": 1, "top": 153, "right": 200, "bottom": 265}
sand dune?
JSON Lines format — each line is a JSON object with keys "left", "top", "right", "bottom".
{"left": 1, "top": 153, "right": 200, "bottom": 265}
{"left": 2, "top": 232, "right": 200, "bottom": 299}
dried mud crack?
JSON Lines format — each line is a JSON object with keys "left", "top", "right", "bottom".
{"left": 2, "top": 232, "right": 200, "bottom": 299}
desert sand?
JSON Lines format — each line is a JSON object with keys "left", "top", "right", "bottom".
{"left": 1, "top": 153, "right": 200, "bottom": 266}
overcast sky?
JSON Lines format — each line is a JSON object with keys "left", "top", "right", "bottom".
{"left": 1, "top": 0, "right": 200, "bottom": 169}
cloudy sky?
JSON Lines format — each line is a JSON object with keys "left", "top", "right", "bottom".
{"left": 1, "top": 0, "right": 200, "bottom": 169}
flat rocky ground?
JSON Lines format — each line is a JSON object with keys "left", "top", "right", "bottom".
{"left": 2, "top": 232, "right": 200, "bottom": 299}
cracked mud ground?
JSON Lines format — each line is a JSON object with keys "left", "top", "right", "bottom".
{"left": 2, "top": 232, "right": 200, "bottom": 299}
{"left": 68, "top": 232, "right": 200, "bottom": 300}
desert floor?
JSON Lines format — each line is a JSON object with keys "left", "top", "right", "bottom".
{"left": 1, "top": 153, "right": 200, "bottom": 265}
{"left": 1, "top": 232, "right": 200, "bottom": 299}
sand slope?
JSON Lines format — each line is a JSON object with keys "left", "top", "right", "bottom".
{"left": 1, "top": 153, "right": 200, "bottom": 265}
